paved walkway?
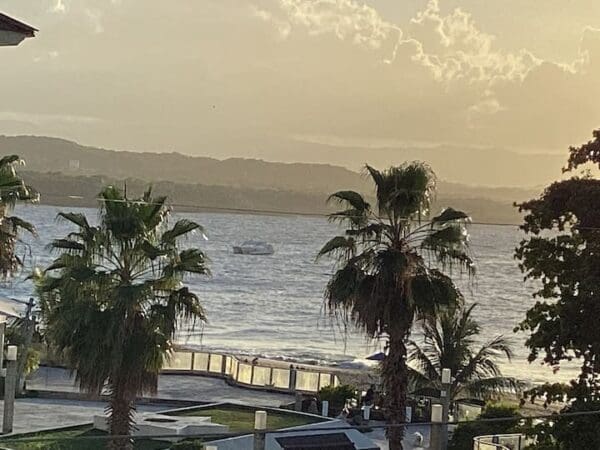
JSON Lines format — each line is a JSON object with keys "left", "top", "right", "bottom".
{"left": 0, "top": 398, "right": 165, "bottom": 435}
{"left": 29, "top": 366, "right": 294, "bottom": 407}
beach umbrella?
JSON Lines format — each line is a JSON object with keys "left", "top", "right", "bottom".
{"left": 0, "top": 296, "right": 28, "bottom": 319}
{"left": 365, "top": 351, "right": 386, "bottom": 361}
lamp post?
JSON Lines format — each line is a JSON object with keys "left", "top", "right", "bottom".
{"left": 3, "top": 345, "right": 18, "bottom": 434}
{"left": 440, "top": 368, "right": 452, "bottom": 450}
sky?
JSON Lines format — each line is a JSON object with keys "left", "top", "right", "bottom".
{"left": 1, "top": 0, "right": 600, "bottom": 172}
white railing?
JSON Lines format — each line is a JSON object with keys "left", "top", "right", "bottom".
{"left": 163, "top": 350, "right": 340, "bottom": 394}
{"left": 473, "top": 434, "right": 525, "bottom": 450}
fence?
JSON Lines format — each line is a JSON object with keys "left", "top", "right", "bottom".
{"left": 473, "top": 434, "right": 525, "bottom": 450}
{"left": 163, "top": 351, "right": 340, "bottom": 394}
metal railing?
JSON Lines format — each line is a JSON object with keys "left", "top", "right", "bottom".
{"left": 163, "top": 351, "right": 340, "bottom": 394}
{"left": 473, "top": 434, "right": 525, "bottom": 450}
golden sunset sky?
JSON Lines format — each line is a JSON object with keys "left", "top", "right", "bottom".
{"left": 2, "top": 0, "right": 600, "bottom": 184}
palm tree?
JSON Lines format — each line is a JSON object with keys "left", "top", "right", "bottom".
{"left": 408, "top": 303, "right": 522, "bottom": 405}
{"left": 319, "top": 163, "right": 473, "bottom": 449}
{"left": 0, "top": 155, "right": 38, "bottom": 277}
{"left": 36, "top": 186, "right": 208, "bottom": 450}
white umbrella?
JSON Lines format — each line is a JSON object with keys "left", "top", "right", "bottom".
{"left": 0, "top": 296, "right": 29, "bottom": 319}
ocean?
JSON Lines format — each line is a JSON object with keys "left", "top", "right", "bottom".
{"left": 1, "top": 204, "right": 576, "bottom": 384}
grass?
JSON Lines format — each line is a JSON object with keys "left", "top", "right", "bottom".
{"left": 0, "top": 405, "right": 325, "bottom": 449}
{"left": 0, "top": 426, "right": 172, "bottom": 450}
{"left": 173, "top": 406, "right": 324, "bottom": 433}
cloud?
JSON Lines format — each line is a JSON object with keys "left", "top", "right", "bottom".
{"left": 256, "top": 0, "right": 403, "bottom": 60}
{"left": 33, "top": 50, "right": 60, "bottom": 63}
{"left": 258, "top": 0, "right": 542, "bottom": 84}
{"left": 51, "top": 0, "right": 66, "bottom": 13}
{"left": 407, "top": 0, "right": 542, "bottom": 84}
{"left": 250, "top": 0, "right": 600, "bottom": 149}
{"left": 48, "top": 0, "right": 122, "bottom": 33}
{"left": 0, "top": 112, "right": 101, "bottom": 125}
{"left": 252, "top": 6, "right": 291, "bottom": 39}
{"left": 84, "top": 8, "right": 104, "bottom": 34}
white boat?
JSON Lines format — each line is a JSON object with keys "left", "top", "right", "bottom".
{"left": 232, "top": 240, "right": 274, "bottom": 255}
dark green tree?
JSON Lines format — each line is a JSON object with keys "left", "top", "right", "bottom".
{"left": 36, "top": 186, "right": 208, "bottom": 450}
{"left": 409, "top": 303, "right": 521, "bottom": 404}
{"left": 0, "top": 155, "right": 38, "bottom": 277}
{"left": 516, "top": 129, "right": 600, "bottom": 448}
{"left": 319, "top": 163, "right": 473, "bottom": 449}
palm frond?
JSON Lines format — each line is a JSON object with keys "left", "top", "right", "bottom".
{"left": 317, "top": 236, "right": 355, "bottom": 259}
{"left": 56, "top": 212, "right": 91, "bottom": 230}
{"left": 328, "top": 190, "right": 370, "bottom": 211}
{"left": 431, "top": 208, "right": 471, "bottom": 225}
{"left": 161, "top": 219, "right": 203, "bottom": 245}
{"left": 408, "top": 340, "right": 440, "bottom": 381}
{"left": 460, "top": 376, "right": 525, "bottom": 400}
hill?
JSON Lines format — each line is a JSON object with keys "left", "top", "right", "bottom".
{"left": 1, "top": 135, "right": 542, "bottom": 223}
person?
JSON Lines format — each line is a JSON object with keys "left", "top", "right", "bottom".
{"left": 363, "top": 385, "right": 375, "bottom": 406}
{"left": 251, "top": 357, "right": 259, "bottom": 365}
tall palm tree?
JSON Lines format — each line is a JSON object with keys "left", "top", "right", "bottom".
{"left": 36, "top": 186, "right": 208, "bottom": 450}
{"left": 0, "top": 155, "right": 38, "bottom": 277}
{"left": 319, "top": 163, "right": 473, "bottom": 449}
{"left": 408, "top": 303, "right": 521, "bottom": 404}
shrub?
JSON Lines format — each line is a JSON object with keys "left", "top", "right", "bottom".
{"left": 318, "top": 384, "right": 356, "bottom": 415}
{"left": 449, "top": 403, "right": 521, "bottom": 450}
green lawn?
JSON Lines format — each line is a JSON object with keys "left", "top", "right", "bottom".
{"left": 0, "top": 427, "right": 172, "bottom": 450}
{"left": 173, "top": 406, "right": 323, "bottom": 432}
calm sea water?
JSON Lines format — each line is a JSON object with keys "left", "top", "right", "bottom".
{"left": 1, "top": 205, "right": 575, "bottom": 384}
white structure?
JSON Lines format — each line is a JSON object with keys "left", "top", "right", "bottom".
{"left": 473, "top": 434, "right": 526, "bottom": 450}
{"left": 93, "top": 412, "right": 229, "bottom": 442}
{"left": 0, "top": 12, "right": 36, "bottom": 46}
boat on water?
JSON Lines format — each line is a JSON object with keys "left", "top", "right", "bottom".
{"left": 232, "top": 240, "right": 274, "bottom": 255}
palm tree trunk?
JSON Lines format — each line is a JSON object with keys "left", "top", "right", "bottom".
{"left": 382, "top": 331, "right": 408, "bottom": 450}
{"left": 108, "top": 379, "right": 135, "bottom": 450}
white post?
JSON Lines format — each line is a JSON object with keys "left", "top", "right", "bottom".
{"left": 322, "top": 400, "right": 329, "bottom": 417}
{"left": 441, "top": 368, "right": 452, "bottom": 450}
{"left": 0, "top": 315, "right": 6, "bottom": 376}
{"left": 254, "top": 410, "right": 267, "bottom": 450}
{"left": 406, "top": 406, "right": 412, "bottom": 424}
{"left": 3, "top": 345, "right": 18, "bottom": 434}
{"left": 430, "top": 404, "right": 443, "bottom": 450}
{"left": 363, "top": 405, "right": 371, "bottom": 421}
{"left": 205, "top": 446, "right": 218, "bottom": 450}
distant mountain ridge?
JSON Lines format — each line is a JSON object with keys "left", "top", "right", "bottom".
{"left": 1, "top": 135, "right": 543, "bottom": 223}
{"left": 0, "top": 135, "right": 541, "bottom": 199}
{"left": 0, "top": 135, "right": 364, "bottom": 194}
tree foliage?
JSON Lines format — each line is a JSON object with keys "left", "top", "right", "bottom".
{"left": 0, "top": 155, "right": 38, "bottom": 277}
{"left": 36, "top": 186, "right": 208, "bottom": 450}
{"left": 408, "top": 303, "right": 521, "bottom": 403}
{"left": 318, "top": 384, "right": 357, "bottom": 415}
{"left": 516, "top": 129, "right": 600, "bottom": 447}
{"left": 319, "top": 163, "right": 472, "bottom": 449}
